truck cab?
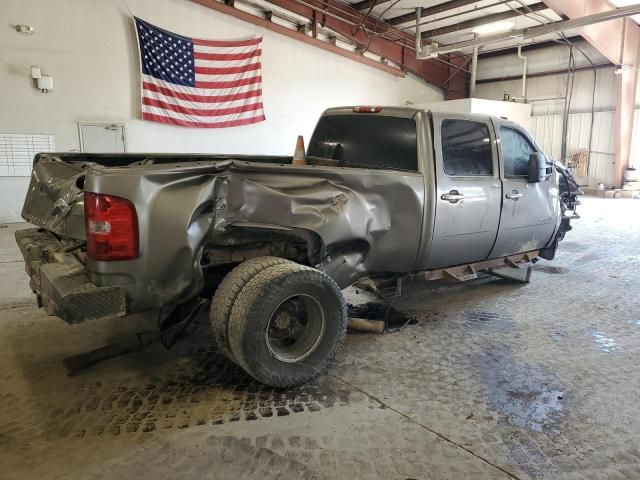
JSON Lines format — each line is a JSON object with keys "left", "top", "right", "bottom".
{"left": 310, "top": 107, "right": 564, "bottom": 272}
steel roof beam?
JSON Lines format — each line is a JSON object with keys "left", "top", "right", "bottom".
{"left": 475, "top": 62, "right": 613, "bottom": 84}
{"left": 477, "top": 35, "right": 583, "bottom": 58}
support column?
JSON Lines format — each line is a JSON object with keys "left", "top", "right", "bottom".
{"left": 614, "top": 19, "right": 640, "bottom": 187}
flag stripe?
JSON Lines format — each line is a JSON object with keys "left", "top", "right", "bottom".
{"left": 143, "top": 89, "right": 262, "bottom": 109}
{"left": 192, "top": 37, "right": 262, "bottom": 47}
{"left": 143, "top": 97, "right": 264, "bottom": 116}
{"left": 193, "top": 44, "right": 260, "bottom": 55}
{"left": 143, "top": 112, "right": 265, "bottom": 128}
{"left": 142, "top": 105, "right": 264, "bottom": 123}
{"left": 194, "top": 49, "right": 261, "bottom": 61}
{"left": 195, "top": 71, "right": 262, "bottom": 82}
{"left": 196, "top": 57, "right": 262, "bottom": 68}
{"left": 195, "top": 75, "right": 262, "bottom": 89}
{"left": 194, "top": 62, "right": 261, "bottom": 75}
{"left": 143, "top": 81, "right": 262, "bottom": 104}
{"left": 141, "top": 74, "right": 259, "bottom": 96}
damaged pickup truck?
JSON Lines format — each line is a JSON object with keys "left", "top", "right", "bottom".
{"left": 16, "top": 107, "right": 580, "bottom": 387}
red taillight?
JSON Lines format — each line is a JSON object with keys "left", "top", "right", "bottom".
{"left": 353, "top": 106, "right": 382, "bottom": 113}
{"left": 84, "top": 192, "right": 139, "bottom": 261}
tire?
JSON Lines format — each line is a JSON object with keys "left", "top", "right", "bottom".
{"left": 228, "top": 263, "right": 347, "bottom": 388}
{"left": 210, "top": 256, "right": 293, "bottom": 358}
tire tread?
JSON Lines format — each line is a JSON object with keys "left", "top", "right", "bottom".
{"left": 209, "top": 256, "right": 292, "bottom": 358}
{"left": 229, "top": 263, "right": 347, "bottom": 387}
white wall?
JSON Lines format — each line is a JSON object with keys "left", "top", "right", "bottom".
{"left": 0, "top": 178, "right": 31, "bottom": 224}
{"left": 0, "top": 0, "right": 443, "bottom": 223}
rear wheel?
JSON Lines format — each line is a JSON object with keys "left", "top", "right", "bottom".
{"left": 210, "top": 256, "right": 293, "bottom": 358}
{"left": 228, "top": 263, "right": 347, "bottom": 388}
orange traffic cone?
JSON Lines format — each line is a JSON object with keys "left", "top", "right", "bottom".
{"left": 292, "top": 135, "right": 307, "bottom": 166}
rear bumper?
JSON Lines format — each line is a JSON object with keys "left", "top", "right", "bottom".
{"left": 15, "top": 228, "right": 126, "bottom": 324}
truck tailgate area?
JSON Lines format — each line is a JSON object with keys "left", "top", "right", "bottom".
{"left": 15, "top": 228, "right": 126, "bottom": 323}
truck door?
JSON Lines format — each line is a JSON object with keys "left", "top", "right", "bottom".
{"left": 426, "top": 113, "right": 502, "bottom": 269}
{"left": 488, "top": 122, "right": 559, "bottom": 257}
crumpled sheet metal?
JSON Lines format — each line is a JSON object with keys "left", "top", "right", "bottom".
{"left": 22, "top": 158, "right": 87, "bottom": 239}
{"left": 80, "top": 159, "right": 426, "bottom": 312}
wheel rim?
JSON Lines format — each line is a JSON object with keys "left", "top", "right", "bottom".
{"left": 265, "top": 294, "right": 326, "bottom": 363}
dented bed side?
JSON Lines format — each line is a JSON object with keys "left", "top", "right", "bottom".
{"left": 81, "top": 158, "right": 428, "bottom": 313}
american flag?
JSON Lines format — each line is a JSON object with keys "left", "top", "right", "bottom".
{"left": 134, "top": 17, "right": 265, "bottom": 128}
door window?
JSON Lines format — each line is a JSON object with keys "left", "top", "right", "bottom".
{"left": 499, "top": 127, "right": 536, "bottom": 177}
{"left": 441, "top": 119, "right": 493, "bottom": 176}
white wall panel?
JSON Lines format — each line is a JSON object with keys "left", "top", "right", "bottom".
{"left": 530, "top": 114, "right": 564, "bottom": 160}
{"left": 530, "top": 111, "right": 617, "bottom": 187}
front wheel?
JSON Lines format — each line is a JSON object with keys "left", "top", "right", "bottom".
{"left": 228, "top": 263, "right": 347, "bottom": 388}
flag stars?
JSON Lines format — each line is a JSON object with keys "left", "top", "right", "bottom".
{"left": 138, "top": 21, "right": 195, "bottom": 86}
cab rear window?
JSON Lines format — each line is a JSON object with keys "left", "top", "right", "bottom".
{"left": 308, "top": 115, "right": 418, "bottom": 171}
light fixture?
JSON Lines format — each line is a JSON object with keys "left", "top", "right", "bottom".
{"left": 472, "top": 20, "right": 514, "bottom": 35}
{"left": 614, "top": 67, "right": 624, "bottom": 75}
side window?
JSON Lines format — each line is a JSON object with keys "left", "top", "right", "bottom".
{"left": 500, "top": 127, "right": 536, "bottom": 177}
{"left": 441, "top": 119, "right": 493, "bottom": 176}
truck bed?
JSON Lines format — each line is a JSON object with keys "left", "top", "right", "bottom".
{"left": 19, "top": 152, "right": 428, "bottom": 320}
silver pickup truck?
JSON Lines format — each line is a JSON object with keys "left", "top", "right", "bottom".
{"left": 16, "top": 107, "right": 580, "bottom": 387}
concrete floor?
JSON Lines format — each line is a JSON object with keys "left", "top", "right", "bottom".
{"left": 1, "top": 196, "right": 639, "bottom": 479}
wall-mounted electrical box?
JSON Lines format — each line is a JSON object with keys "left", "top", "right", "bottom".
{"left": 37, "top": 75, "right": 53, "bottom": 93}
{"left": 30, "top": 65, "right": 53, "bottom": 93}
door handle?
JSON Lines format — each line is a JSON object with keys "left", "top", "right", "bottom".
{"left": 441, "top": 190, "right": 464, "bottom": 203}
{"left": 506, "top": 191, "right": 523, "bottom": 200}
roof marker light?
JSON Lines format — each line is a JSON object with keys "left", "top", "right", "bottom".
{"left": 353, "top": 106, "right": 382, "bottom": 113}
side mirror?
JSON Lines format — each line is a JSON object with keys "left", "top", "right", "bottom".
{"left": 528, "top": 152, "right": 552, "bottom": 183}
